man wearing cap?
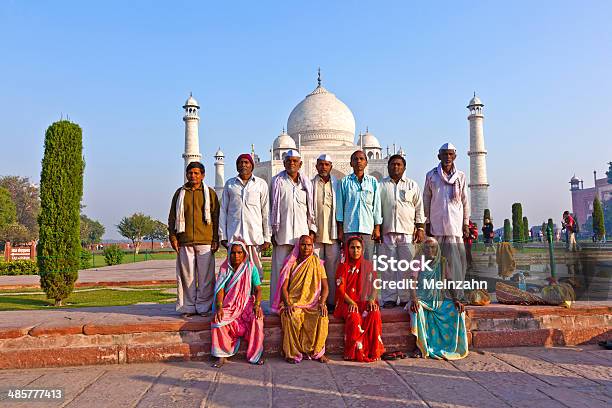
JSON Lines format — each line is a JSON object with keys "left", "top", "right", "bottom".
{"left": 423, "top": 143, "right": 469, "bottom": 292}
{"left": 336, "top": 150, "right": 382, "bottom": 261}
{"left": 379, "top": 154, "right": 425, "bottom": 308}
{"left": 168, "top": 161, "right": 220, "bottom": 317}
{"left": 219, "top": 153, "right": 271, "bottom": 276}
{"left": 312, "top": 154, "right": 340, "bottom": 310}
{"left": 270, "top": 150, "right": 317, "bottom": 305}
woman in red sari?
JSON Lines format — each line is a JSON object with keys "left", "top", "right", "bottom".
{"left": 334, "top": 236, "right": 385, "bottom": 362}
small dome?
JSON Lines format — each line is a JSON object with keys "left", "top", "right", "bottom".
{"left": 215, "top": 147, "right": 224, "bottom": 157}
{"left": 570, "top": 175, "right": 580, "bottom": 183}
{"left": 468, "top": 94, "right": 483, "bottom": 106}
{"left": 183, "top": 94, "right": 200, "bottom": 108}
{"left": 273, "top": 130, "right": 297, "bottom": 150}
{"left": 360, "top": 130, "right": 382, "bottom": 149}
{"left": 397, "top": 147, "right": 405, "bottom": 157}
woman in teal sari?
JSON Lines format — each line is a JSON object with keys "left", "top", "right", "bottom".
{"left": 408, "top": 237, "right": 468, "bottom": 360}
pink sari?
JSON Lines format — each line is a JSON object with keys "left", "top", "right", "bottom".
{"left": 211, "top": 241, "right": 264, "bottom": 363}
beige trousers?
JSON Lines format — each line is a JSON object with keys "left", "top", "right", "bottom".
{"left": 314, "top": 241, "right": 340, "bottom": 306}
{"left": 176, "top": 245, "right": 215, "bottom": 314}
{"left": 271, "top": 244, "right": 293, "bottom": 305}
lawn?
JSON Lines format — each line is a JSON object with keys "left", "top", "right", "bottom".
{"left": 84, "top": 247, "right": 230, "bottom": 268}
{"left": 0, "top": 288, "right": 176, "bottom": 311}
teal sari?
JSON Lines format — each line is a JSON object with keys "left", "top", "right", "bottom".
{"left": 410, "top": 255, "right": 469, "bottom": 360}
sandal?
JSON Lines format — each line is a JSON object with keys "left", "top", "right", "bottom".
{"left": 395, "top": 351, "right": 407, "bottom": 359}
{"left": 252, "top": 358, "right": 265, "bottom": 365}
{"left": 381, "top": 352, "right": 399, "bottom": 361}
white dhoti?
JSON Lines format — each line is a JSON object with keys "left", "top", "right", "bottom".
{"left": 271, "top": 244, "right": 293, "bottom": 305}
{"left": 434, "top": 235, "right": 467, "bottom": 298}
{"left": 176, "top": 245, "right": 216, "bottom": 314}
{"left": 379, "top": 233, "right": 416, "bottom": 304}
{"left": 314, "top": 241, "right": 341, "bottom": 306}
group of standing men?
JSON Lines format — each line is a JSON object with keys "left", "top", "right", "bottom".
{"left": 168, "top": 142, "right": 470, "bottom": 316}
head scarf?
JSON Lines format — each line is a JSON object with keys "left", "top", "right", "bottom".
{"left": 337, "top": 235, "right": 377, "bottom": 303}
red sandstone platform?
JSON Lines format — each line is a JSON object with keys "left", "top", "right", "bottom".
{"left": 0, "top": 301, "right": 610, "bottom": 370}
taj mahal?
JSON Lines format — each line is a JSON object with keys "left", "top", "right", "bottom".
{"left": 180, "top": 71, "right": 490, "bottom": 227}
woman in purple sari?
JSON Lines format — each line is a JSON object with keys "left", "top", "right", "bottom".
{"left": 211, "top": 240, "right": 264, "bottom": 367}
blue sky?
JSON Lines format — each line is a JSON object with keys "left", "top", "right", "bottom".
{"left": 1, "top": 1, "right": 611, "bottom": 239}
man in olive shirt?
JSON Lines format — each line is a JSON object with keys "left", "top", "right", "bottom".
{"left": 168, "top": 162, "right": 220, "bottom": 317}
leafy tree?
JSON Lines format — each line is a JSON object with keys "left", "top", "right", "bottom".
{"left": 80, "top": 214, "right": 105, "bottom": 247}
{"left": 103, "top": 244, "right": 124, "bottom": 266}
{"left": 38, "top": 121, "right": 84, "bottom": 306}
{"left": 0, "top": 176, "right": 40, "bottom": 240}
{"left": 512, "top": 203, "right": 524, "bottom": 245}
{"left": 503, "top": 219, "right": 512, "bottom": 242}
{"left": 0, "top": 223, "right": 32, "bottom": 244}
{"left": 522, "top": 216, "right": 529, "bottom": 242}
{"left": 117, "top": 213, "right": 155, "bottom": 254}
{"left": 592, "top": 196, "right": 606, "bottom": 241}
{"left": 144, "top": 220, "right": 169, "bottom": 250}
{"left": 0, "top": 187, "right": 16, "bottom": 230}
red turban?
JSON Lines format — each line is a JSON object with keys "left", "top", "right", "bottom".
{"left": 236, "top": 153, "right": 254, "bottom": 167}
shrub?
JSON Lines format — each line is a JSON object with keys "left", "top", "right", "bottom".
{"left": 80, "top": 248, "right": 92, "bottom": 269}
{"left": 512, "top": 203, "right": 524, "bottom": 246}
{"left": 103, "top": 245, "right": 124, "bottom": 265}
{"left": 0, "top": 259, "right": 39, "bottom": 276}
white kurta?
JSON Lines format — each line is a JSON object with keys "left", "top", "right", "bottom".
{"left": 423, "top": 167, "right": 469, "bottom": 238}
{"left": 271, "top": 173, "right": 313, "bottom": 246}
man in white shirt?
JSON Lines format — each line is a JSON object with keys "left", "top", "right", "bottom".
{"left": 311, "top": 154, "right": 340, "bottom": 310}
{"left": 379, "top": 154, "right": 425, "bottom": 308}
{"left": 219, "top": 153, "right": 271, "bottom": 276}
{"left": 423, "top": 143, "right": 469, "bottom": 293}
{"left": 270, "top": 150, "right": 316, "bottom": 305}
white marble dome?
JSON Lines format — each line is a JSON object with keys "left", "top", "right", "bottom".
{"left": 273, "top": 130, "right": 297, "bottom": 150}
{"left": 287, "top": 84, "right": 356, "bottom": 147}
{"left": 183, "top": 94, "right": 199, "bottom": 108}
{"left": 360, "top": 130, "right": 382, "bottom": 149}
{"left": 214, "top": 147, "right": 224, "bottom": 157}
{"left": 468, "top": 95, "right": 483, "bottom": 106}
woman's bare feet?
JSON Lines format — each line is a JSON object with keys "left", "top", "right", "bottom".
{"left": 212, "top": 357, "right": 226, "bottom": 368}
{"left": 317, "top": 355, "right": 330, "bottom": 363}
{"left": 285, "top": 357, "right": 297, "bottom": 364}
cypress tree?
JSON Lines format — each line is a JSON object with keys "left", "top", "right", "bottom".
{"left": 592, "top": 196, "right": 605, "bottom": 241}
{"left": 522, "top": 216, "right": 529, "bottom": 242}
{"left": 38, "top": 120, "right": 84, "bottom": 306}
{"left": 512, "top": 203, "right": 524, "bottom": 245}
{"left": 542, "top": 222, "right": 547, "bottom": 242}
{"left": 503, "top": 219, "right": 512, "bottom": 242}
{"left": 483, "top": 208, "right": 491, "bottom": 222}
{"left": 547, "top": 218, "right": 554, "bottom": 242}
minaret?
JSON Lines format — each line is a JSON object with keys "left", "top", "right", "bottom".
{"left": 182, "top": 93, "right": 202, "bottom": 176}
{"left": 467, "top": 93, "right": 489, "bottom": 229}
{"left": 214, "top": 147, "right": 225, "bottom": 198}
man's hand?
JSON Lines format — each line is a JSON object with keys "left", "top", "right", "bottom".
{"left": 261, "top": 242, "right": 271, "bottom": 251}
{"left": 371, "top": 225, "right": 381, "bottom": 242}
{"left": 425, "top": 223, "right": 431, "bottom": 237}
{"left": 413, "top": 228, "right": 425, "bottom": 244}
{"left": 221, "top": 240, "right": 228, "bottom": 249}
{"left": 309, "top": 230, "right": 317, "bottom": 242}
{"left": 337, "top": 229, "right": 344, "bottom": 243}
{"left": 366, "top": 300, "right": 379, "bottom": 312}
{"left": 170, "top": 239, "right": 179, "bottom": 253}
{"left": 318, "top": 303, "right": 328, "bottom": 317}
{"left": 254, "top": 304, "right": 263, "bottom": 319}
{"left": 211, "top": 242, "right": 219, "bottom": 253}
{"left": 214, "top": 309, "right": 224, "bottom": 323}
{"left": 271, "top": 235, "right": 277, "bottom": 246}
{"left": 463, "top": 224, "right": 470, "bottom": 240}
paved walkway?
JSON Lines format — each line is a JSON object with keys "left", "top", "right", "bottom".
{"left": 0, "top": 346, "right": 610, "bottom": 407}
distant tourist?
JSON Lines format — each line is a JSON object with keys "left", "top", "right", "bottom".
{"left": 562, "top": 211, "right": 577, "bottom": 251}
{"left": 379, "top": 154, "right": 425, "bottom": 308}
{"left": 482, "top": 218, "right": 494, "bottom": 253}
{"left": 168, "top": 161, "right": 220, "bottom": 317}
{"left": 272, "top": 235, "right": 329, "bottom": 364}
{"left": 465, "top": 219, "right": 478, "bottom": 271}
{"left": 408, "top": 237, "right": 469, "bottom": 360}
{"left": 269, "top": 150, "right": 316, "bottom": 304}
{"left": 336, "top": 150, "right": 382, "bottom": 261}
{"left": 311, "top": 154, "right": 340, "bottom": 311}
{"left": 219, "top": 153, "right": 271, "bottom": 276}
{"left": 211, "top": 241, "right": 264, "bottom": 367}
{"left": 423, "top": 143, "right": 469, "bottom": 295}
{"left": 334, "top": 236, "right": 385, "bottom": 362}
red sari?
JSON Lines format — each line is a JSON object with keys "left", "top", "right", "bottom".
{"left": 334, "top": 244, "right": 385, "bottom": 362}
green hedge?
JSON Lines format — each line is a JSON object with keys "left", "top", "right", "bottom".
{"left": 0, "top": 260, "right": 39, "bottom": 276}
{"left": 103, "top": 244, "right": 124, "bottom": 265}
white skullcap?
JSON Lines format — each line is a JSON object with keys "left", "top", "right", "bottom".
{"left": 285, "top": 150, "right": 301, "bottom": 158}
{"left": 439, "top": 142, "right": 457, "bottom": 152}
{"left": 317, "top": 154, "right": 332, "bottom": 163}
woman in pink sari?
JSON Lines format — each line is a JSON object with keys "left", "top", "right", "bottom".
{"left": 211, "top": 240, "right": 264, "bottom": 367}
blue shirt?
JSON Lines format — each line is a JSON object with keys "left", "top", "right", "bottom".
{"left": 336, "top": 173, "right": 382, "bottom": 234}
